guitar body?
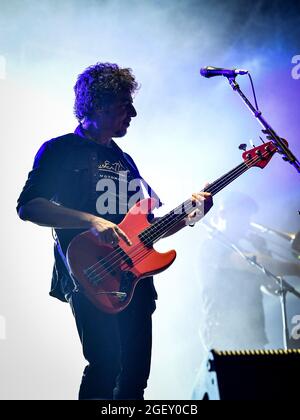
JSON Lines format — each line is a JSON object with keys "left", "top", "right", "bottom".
{"left": 67, "top": 198, "right": 177, "bottom": 314}
{"left": 67, "top": 140, "right": 278, "bottom": 314}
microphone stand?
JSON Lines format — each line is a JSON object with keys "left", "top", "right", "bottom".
{"left": 227, "top": 77, "right": 300, "bottom": 174}
{"left": 203, "top": 222, "right": 300, "bottom": 350}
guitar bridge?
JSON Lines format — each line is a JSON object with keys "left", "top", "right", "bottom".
{"left": 95, "top": 271, "right": 136, "bottom": 302}
{"left": 96, "top": 291, "right": 128, "bottom": 301}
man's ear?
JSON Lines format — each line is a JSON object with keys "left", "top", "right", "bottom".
{"left": 96, "top": 103, "right": 111, "bottom": 115}
{"left": 95, "top": 107, "right": 103, "bottom": 116}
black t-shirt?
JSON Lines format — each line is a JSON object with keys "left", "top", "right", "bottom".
{"left": 17, "top": 125, "right": 159, "bottom": 302}
{"left": 85, "top": 142, "right": 143, "bottom": 223}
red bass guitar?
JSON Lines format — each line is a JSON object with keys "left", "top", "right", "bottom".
{"left": 67, "top": 141, "right": 278, "bottom": 314}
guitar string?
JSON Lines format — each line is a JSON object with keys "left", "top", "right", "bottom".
{"left": 87, "top": 162, "right": 249, "bottom": 283}
{"left": 85, "top": 161, "right": 247, "bottom": 279}
{"left": 83, "top": 147, "right": 274, "bottom": 283}
{"left": 85, "top": 147, "right": 273, "bottom": 283}
{"left": 85, "top": 161, "right": 249, "bottom": 277}
{"left": 85, "top": 148, "right": 271, "bottom": 285}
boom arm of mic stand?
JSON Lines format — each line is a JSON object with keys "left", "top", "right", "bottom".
{"left": 227, "top": 77, "right": 300, "bottom": 174}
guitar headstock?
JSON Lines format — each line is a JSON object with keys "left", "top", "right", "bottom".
{"left": 242, "top": 141, "right": 278, "bottom": 169}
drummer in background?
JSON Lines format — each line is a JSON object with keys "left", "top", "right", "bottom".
{"left": 198, "top": 192, "right": 300, "bottom": 351}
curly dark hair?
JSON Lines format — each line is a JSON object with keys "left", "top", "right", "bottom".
{"left": 73, "top": 62, "right": 139, "bottom": 122}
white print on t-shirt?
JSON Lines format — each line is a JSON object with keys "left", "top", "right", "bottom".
{"left": 98, "top": 160, "right": 128, "bottom": 173}
{"left": 96, "top": 171, "right": 144, "bottom": 215}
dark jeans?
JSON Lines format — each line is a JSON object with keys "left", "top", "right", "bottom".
{"left": 70, "top": 283, "right": 156, "bottom": 400}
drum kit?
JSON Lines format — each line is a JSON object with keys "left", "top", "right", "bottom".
{"left": 204, "top": 219, "right": 300, "bottom": 349}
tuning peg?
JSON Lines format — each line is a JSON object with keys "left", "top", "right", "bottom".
{"left": 259, "top": 136, "right": 265, "bottom": 144}
{"left": 239, "top": 143, "right": 247, "bottom": 151}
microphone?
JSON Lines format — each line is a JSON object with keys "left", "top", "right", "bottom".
{"left": 200, "top": 66, "right": 248, "bottom": 78}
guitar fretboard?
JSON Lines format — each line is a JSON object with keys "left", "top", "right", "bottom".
{"left": 139, "top": 161, "right": 249, "bottom": 244}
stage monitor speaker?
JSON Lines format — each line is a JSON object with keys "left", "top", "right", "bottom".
{"left": 192, "top": 349, "right": 300, "bottom": 400}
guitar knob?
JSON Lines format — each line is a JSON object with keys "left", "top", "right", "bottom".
{"left": 239, "top": 143, "right": 247, "bottom": 151}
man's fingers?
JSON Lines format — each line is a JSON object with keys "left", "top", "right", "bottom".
{"left": 108, "top": 231, "right": 120, "bottom": 246}
{"left": 115, "top": 227, "right": 132, "bottom": 246}
{"left": 189, "top": 208, "right": 203, "bottom": 220}
{"left": 192, "top": 192, "right": 211, "bottom": 198}
{"left": 192, "top": 192, "right": 211, "bottom": 208}
{"left": 90, "top": 224, "right": 132, "bottom": 246}
{"left": 187, "top": 190, "right": 213, "bottom": 225}
{"left": 204, "top": 181, "right": 210, "bottom": 189}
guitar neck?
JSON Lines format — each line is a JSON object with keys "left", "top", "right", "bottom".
{"left": 205, "top": 161, "right": 249, "bottom": 196}
{"left": 140, "top": 161, "right": 250, "bottom": 243}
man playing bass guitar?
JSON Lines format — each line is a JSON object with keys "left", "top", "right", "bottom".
{"left": 17, "top": 62, "right": 213, "bottom": 400}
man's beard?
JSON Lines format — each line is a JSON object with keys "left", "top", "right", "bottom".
{"left": 113, "top": 127, "right": 127, "bottom": 137}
